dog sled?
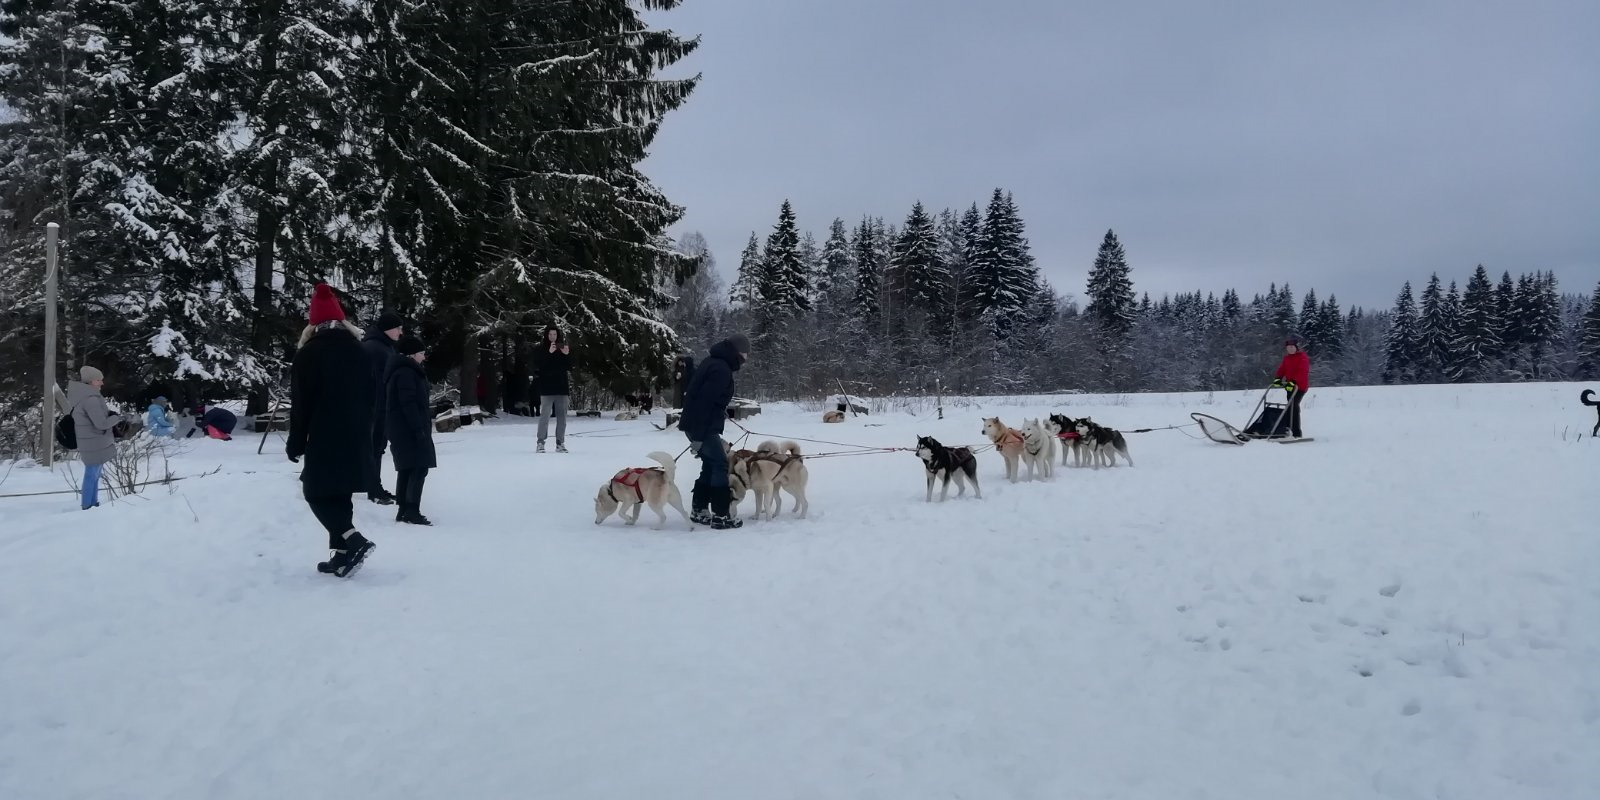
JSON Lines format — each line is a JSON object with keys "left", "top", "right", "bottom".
{"left": 1191, "top": 385, "right": 1313, "bottom": 445}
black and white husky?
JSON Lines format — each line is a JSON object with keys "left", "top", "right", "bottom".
{"left": 1075, "top": 418, "right": 1134, "bottom": 469}
{"left": 915, "top": 436, "right": 981, "bottom": 502}
{"left": 1046, "top": 414, "right": 1086, "bottom": 467}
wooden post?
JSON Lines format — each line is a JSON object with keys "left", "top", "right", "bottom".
{"left": 39, "top": 223, "right": 59, "bottom": 467}
{"left": 936, "top": 376, "right": 944, "bottom": 421}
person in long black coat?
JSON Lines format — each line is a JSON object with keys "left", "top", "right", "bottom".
{"left": 287, "top": 284, "right": 378, "bottom": 577}
{"left": 386, "top": 335, "right": 437, "bottom": 526}
{"left": 362, "top": 311, "right": 404, "bottom": 504}
{"left": 533, "top": 324, "right": 572, "bottom": 452}
{"left": 678, "top": 333, "right": 751, "bottom": 529}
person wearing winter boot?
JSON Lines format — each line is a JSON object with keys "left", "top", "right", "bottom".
{"left": 1273, "top": 337, "right": 1312, "bottom": 439}
{"left": 386, "top": 335, "right": 437, "bottom": 525}
{"left": 287, "top": 284, "right": 378, "bottom": 578}
{"left": 362, "top": 311, "right": 405, "bottom": 505}
{"left": 534, "top": 324, "right": 572, "bottom": 453}
{"left": 678, "top": 333, "right": 752, "bottom": 529}
{"left": 66, "top": 366, "right": 121, "bottom": 510}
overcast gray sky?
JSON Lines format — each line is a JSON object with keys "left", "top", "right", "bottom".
{"left": 641, "top": 0, "right": 1600, "bottom": 310}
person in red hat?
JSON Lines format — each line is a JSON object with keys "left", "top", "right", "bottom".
{"left": 1272, "top": 337, "right": 1311, "bottom": 439}
{"left": 287, "top": 283, "right": 378, "bottom": 577}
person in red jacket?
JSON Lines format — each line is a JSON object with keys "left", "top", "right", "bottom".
{"left": 1272, "top": 337, "right": 1311, "bottom": 438}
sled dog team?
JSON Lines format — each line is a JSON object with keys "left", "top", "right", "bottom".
{"left": 594, "top": 439, "right": 812, "bottom": 530}
{"left": 595, "top": 413, "right": 1133, "bottom": 528}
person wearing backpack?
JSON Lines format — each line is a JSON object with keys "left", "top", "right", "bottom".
{"left": 65, "top": 366, "right": 121, "bottom": 510}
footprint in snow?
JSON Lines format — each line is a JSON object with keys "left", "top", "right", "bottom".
{"left": 1379, "top": 583, "right": 1401, "bottom": 597}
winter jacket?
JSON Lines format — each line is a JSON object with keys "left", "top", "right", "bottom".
{"left": 677, "top": 339, "right": 741, "bottom": 442}
{"left": 385, "top": 356, "right": 437, "bottom": 471}
{"left": 289, "top": 322, "right": 376, "bottom": 497}
{"left": 533, "top": 332, "right": 572, "bottom": 397}
{"left": 1274, "top": 352, "right": 1311, "bottom": 389}
{"left": 200, "top": 407, "right": 237, "bottom": 435}
{"left": 67, "top": 381, "right": 122, "bottom": 467}
{"left": 362, "top": 325, "right": 397, "bottom": 423}
{"left": 146, "top": 403, "right": 174, "bottom": 436}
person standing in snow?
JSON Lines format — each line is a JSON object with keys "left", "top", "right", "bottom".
{"left": 146, "top": 396, "right": 174, "bottom": 438}
{"left": 534, "top": 324, "right": 572, "bottom": 453}
{"left": 66, "top": 366, "right": 121, "bottom": 510}
{"left": 362, "top": 311, "right": 405, "bottom": 505}
{"left": 386, "top": 335, "right": 437, "bottom": 526}
{"left": 1272, "top": 337, "right": 1311, "bottom": 439}
{"left": 677, "top": 333, "right": 751, "bottom": 530}
{"left": 287, "top": 284, "right": 378, "bottom": 578}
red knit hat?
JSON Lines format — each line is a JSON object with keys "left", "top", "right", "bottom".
{"left": 308, "top": 283, "right": 345, "bottom": 326}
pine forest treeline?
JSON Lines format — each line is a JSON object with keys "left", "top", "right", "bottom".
{"left": 0, "top": 0, "right": 701, "bottom": 424}
{"left": 672, "top": 195, "right": 1600, "bottom": 400}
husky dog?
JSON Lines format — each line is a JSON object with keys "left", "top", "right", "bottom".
{"left": 822, "top": 410, "right": 846, "bottom": 423}
{"left": 1047, "top": 414, "right": 1087, "bottom": 467}
{"left": 915, "top": 435, "right": 981, "bottom": 502}
{"left": 1075, "top": 418, "right": 1134, "bottom": 469}
{"left": 982, "top": 416, "right": 1025, "bottom": 482}
{"left": 1021, "top": 418, "right": 1055, "bottom": 481}
{"left": 1583, "top": 389, "right": 1599, "bottom": 437}
{"left": 730, "top": 440, "right": 811, "bottom": 520}
{"left": 594, "top": 451, "right": 693, "bottom": 530}
{"left": 615, "top": 410, "right": 639, "bottom": 421}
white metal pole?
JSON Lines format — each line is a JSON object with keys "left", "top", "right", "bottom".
{"left": 40, "top": 222, "right": 59, "bottom": 467}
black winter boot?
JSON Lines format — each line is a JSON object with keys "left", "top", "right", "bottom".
{"left": 709, "top": 486, "right": 743, "bottom": 530}
{"left": 690, "top": 480, "right": 713, "bottom": 525}
{"left": 320, "top": 531, "right": 376, "bottom": 577}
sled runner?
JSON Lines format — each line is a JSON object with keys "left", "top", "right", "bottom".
{"left": 1193, "top": 386, "right": 1314, "bottom": 445}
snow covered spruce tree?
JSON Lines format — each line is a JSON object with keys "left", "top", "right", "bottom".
{"left": 729, "top": 233, "right": 763, "bottom": 310}
{"left": 1383, "top": 282, "right": 1421, "bottom": 383}
{"left": 965, "top": 189, "right": 1038, "bottom": 342}
{"left": 759, "top": 200, "right": 809, "bottom": 323}
{"left": 1578, "top": 282, "right": 1600, "bottom": 380}
{"left": 1, "top": 0, "right": 265, "bottom": 401}
{"left": 367, "top": 0, "right": 700, "bottom": 402}
{"left": 1083, "top": 228, "right": 1136, "bottom": 388}
{"left": 1451, "top": 264, "right": 1501, "bottom": 382}
{"left": 889, "top": 201, "right": 950, "bottom": 332}
{"left": 815, "top": 218, "right": 853, "bottom": 310}
{"left": 851, "top": 217, "right": 883, "bottom": 322}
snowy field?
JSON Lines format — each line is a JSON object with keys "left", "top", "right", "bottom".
{"left": 1, "top": 383, "right": 1596, "bottom": 800}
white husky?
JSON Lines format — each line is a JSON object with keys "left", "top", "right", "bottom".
{"left": 1021, "top": 418, "right": 1055, "bottom": 481}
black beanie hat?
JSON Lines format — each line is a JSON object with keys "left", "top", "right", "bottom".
{"left": 377, "top": 311, "right": 404, "bottom": 332}
{"left": 726, "top": 332, "right": 751, "bottom": 354}
{"left": 397, "top": 335, "right": 425, "bottom": 356}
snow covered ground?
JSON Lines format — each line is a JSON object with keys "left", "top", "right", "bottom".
{"left": 2, "top": 383, "right": 1596, "bottom": 800}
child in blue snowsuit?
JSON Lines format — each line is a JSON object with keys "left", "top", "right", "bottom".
{"left": 146, "top": 397, "right": 175, "bottom": 438}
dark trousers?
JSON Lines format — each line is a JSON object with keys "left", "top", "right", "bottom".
{"left": 305, "top": 492, "right": 356, "bottom": 550}
{"left": 369, "top": 415, "right": 388, "bottom": 495}
{"left": 396, "top": 468, "right": 429, "bottom": 511}
{"left": 1286, "top": 389, "right": 1306, "bottom": 437}
{"left": 693, "top": 434, "right": 729, "bottom": 489}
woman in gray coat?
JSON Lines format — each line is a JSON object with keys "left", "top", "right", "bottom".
{"left": 66, "top": 366, "right": 122, "bottom": 509}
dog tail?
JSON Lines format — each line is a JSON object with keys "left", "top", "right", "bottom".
{"left": 756, "top": 439, "right": 780, "bottom": 453}
{"left": 647, "top": 450, "right": 677, "bottom": 482}
{"left": 780, "top": 440, "right": 803, "bottom": 457}
{"left": 1583, "top": 389, "right": 1598, "bottom": 407}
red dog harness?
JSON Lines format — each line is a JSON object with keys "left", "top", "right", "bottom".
{"left": 1056, "top": 431, "right": 1080, "bottom": 440}
{"left": 609, "top": 467, "right": 659, "bottom": 502}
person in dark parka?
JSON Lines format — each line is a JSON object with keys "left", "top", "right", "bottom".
{"left": 678, "top": 333, "right": 751, "bottom": 530}
{"left": 386, "top": 335, "right": 437, "bottom": 526}
{"left": 362, "top": 311, "right": 404, "bottom": 504}
{"left": 287, "top": 283, "right": 378, "bottom": 578}
{"left": 534, "top": 324, "right": 572, "bottom": 453}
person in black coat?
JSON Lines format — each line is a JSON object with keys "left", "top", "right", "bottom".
{"left": 677, "top": 333, "right": 751, "bottom": 529}
{"left": 287, "top": 284, "right": 378, "bottom": 578}
{"left": 362, "top": 311, "right": 404, "bottom": 504}
{"left": 534, "top": 324, "right": 572, "bottom": 453}
{"left": 386, "top": 335, "right": 437, "bottom": 526}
